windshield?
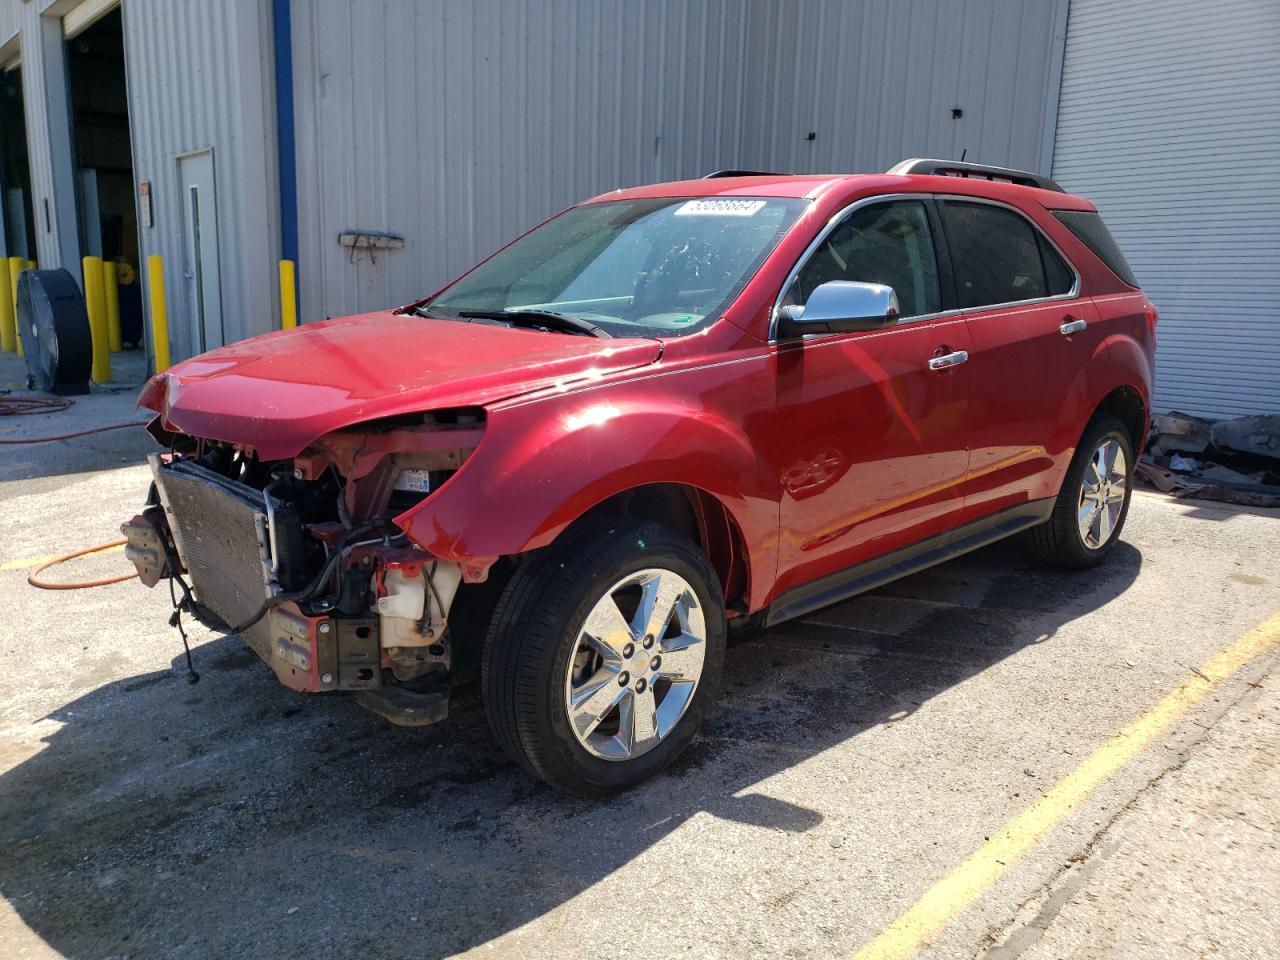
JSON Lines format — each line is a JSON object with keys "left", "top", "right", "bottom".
{"left": 426, "top": 197, "right": 809, "bottom": 338}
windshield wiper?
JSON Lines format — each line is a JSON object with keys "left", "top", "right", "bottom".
{"left": 457, "top": 309, "right": 612, "bottom": 339}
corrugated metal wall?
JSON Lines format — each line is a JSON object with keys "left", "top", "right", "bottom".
{"left": 0, "top": 0, "right": 83, "bottom": 275}
{"left": 739, "top": 0, "right": 1067, "bottom": 176}
{"left": 291, "top": 0, "right": 1067, "bottom": 323}
{"left": 1053, "top": 0, "right": 1280, "bottom": 419}
{"left": 0, "top": 0, "right": 280, "bottom": 362}
{"left": 123, "top": 0, "right": 281, "bottom": 358}
{"left": 291, "top": 0, "right": 756, "bottom": 321}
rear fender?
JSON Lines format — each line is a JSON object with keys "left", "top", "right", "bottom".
{"left": 1054, "top": 328, "right": 1152, "bottom": 480}
{"left": 395, "top": 398, "right": 779, "bottom": 608}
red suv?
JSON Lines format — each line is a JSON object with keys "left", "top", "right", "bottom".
{"left": 125, "top": 159, "right": 1155, "bottom": 795}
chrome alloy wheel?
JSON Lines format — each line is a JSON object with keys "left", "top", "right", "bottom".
{"left": 564, "top": 568, "right": 707, "bottom": 761}
{"left": 1077, "top": 439, "right": 1128, "bottom": 549}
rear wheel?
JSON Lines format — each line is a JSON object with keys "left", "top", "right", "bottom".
{"left": 1029, "top": 414, "right": 1134, "bottom": 569}
{"left": 482, "top": 518, "right": 725, "bottom": 796}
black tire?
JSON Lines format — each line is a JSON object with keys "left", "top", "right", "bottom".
{"left": 1028, "top": 414, "right": 1135, "bottom": 569}
{"left": 481, "top": 517, "right": 725, "bottom": 797}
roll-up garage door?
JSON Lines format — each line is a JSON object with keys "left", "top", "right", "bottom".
{"left": 1052, "top": 0, "right": 1280, "bottom": 419}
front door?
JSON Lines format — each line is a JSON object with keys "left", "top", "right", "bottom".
{"left": 178, "top": 150, "right": 223, "bottom": 353}
{"left": 772, "top": 198, "right": 973, "bottom": 597}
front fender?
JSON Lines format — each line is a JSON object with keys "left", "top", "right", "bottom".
{"left": 396, "top": 389, "right": 780, "bottom": 604}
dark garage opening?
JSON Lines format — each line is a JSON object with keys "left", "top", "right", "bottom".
{"left": 66, "top": 7, "right": 143, "bottom": 348}
{"left": 0, "top": 64, "right": 36, "bottom": 261}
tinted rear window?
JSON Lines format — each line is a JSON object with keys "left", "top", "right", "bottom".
{"left": 1051, "top": 210, "right": 1139, "bottom": 287}
{"left": 941, "top": 201, "right": 1049, "bottom": 308}
{"left": 1038, "top": 233, "right": 1076, "bottom": 296}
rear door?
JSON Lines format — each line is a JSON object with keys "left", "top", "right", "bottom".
{"left": 772, "top": 197, "right": 973, "bottom": 597}
{"left": 938, "top": 199, "right": 1098, "bottom": 523}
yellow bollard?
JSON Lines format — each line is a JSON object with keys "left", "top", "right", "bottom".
{"left": 0, "top": 259, "right": 12, "bottom": 353}
{"left": 147, "top": 254, "right": 171, "bottom": 373}
{"left": 83, "top": 255, "right": 110, "bottom": 383}
{"left": 102, "top": 259, "right": 122, "bottom": 351}
{"left": 8, "top": 257, "right": 24, "bottom": 358}
{"left": 279, "top": 259, "right": 297, "bottom": 329}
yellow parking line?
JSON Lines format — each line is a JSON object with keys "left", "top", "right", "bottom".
{"left": 0, "top": 543, "right": 125, "bottom": 572}
{"left": 851, "top": 610, "right": 1280, "bottom": 960}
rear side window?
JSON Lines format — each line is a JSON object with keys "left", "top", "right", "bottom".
{"left": 941, "top": 201, "right": 1063, "bottom": 308}
{"left": 1051, "top": 210, "right": 1139, "bottom": 287}
{"left": 1038, "top": 234, "right": 1076, "bottom": 296}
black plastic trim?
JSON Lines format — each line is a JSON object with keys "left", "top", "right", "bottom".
{"left": 702, "top": 169, "right": 784, "bottom": 178}
{"left": 763, "top": 499, "right": 1055, "bottom": 627}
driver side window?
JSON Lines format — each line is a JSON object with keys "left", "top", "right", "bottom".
{"left": 786, "top": 200, "right": 942, "bottom": 319}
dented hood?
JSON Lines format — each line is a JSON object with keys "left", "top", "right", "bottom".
{"left": 139, "top": 310, "right": 662, "bottom": 459}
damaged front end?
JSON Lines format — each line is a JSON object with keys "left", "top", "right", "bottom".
{"left": 121, "top": 409, "right": 486, "bottom": 726}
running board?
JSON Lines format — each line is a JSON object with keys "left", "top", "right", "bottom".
{"left": 763, "top": 499, "right": 1053, "bottom": 627}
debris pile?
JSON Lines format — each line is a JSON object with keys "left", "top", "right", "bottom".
{"left": 1138, "top": 412, "right": 1280, "bottom": 508}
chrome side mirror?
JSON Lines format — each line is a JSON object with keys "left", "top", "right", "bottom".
{"left": 777, "top": 281, "right": 900, "bottom": 337}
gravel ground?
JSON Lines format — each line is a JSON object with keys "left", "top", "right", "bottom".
{"left": 1, "top": 379, "right": 1277, "bottom": 960}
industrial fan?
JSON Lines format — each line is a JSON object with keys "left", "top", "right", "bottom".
{"left": 17, "top": 268, "right": 93, "bottom": 395}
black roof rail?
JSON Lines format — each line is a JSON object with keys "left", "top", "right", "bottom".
{"left": 886, "top": 158, "right": 1064, "bottom": 193}
{"left": 702, "top": 169, "right": 783, "bottom": 178}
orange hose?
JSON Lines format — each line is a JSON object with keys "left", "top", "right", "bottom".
{"left": 26, "top": 539, "right": 138, "bottom": 590}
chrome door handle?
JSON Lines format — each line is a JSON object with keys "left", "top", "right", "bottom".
{"left": 928, "top": 350, "right": 969, "bottom": 370}
{"left": 1059, "top": 318, "right": 1087, "bottom": 335}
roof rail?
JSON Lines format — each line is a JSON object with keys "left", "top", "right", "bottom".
{"left": 702, "top": 169, "right": 782, "bottom": 178}
{"left": 886, "top": 158, "right": 1064, "bottom": 193}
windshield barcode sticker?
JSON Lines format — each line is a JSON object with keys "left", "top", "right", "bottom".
{"left": 674, "top": 199, "right": 767, "bottom": 217}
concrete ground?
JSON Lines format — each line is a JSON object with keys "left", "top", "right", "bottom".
{"left": 1, "top": 375, "right": 1278, "bottom": 960}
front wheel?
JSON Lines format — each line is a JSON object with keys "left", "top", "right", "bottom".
{"left": 1028, "top": 414, "right": 1135, "bottom": 569}
{"left": 482, "top": 518, "right": 725, "bottom": 797}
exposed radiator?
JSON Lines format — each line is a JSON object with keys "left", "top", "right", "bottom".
{"left": 150, "top": 456, "right": 275, "bottom": 646}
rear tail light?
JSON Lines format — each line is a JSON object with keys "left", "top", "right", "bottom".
{"left": 1143, "top": 301, "right": 1159, "bottom": 335}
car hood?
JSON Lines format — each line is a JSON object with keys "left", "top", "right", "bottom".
{"left": 138, "top": 310, "right": 663, "bottom": 459}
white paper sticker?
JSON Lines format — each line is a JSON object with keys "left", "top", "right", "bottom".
{"left": 673, "top": 198, "right": 767, "bottom": 217}
{"left": 394, "top": 469, "right": 432, "bottom": 494}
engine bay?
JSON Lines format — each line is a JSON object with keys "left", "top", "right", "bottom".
{"left": 121, "top": 409, "right": 487, "bottom": 724}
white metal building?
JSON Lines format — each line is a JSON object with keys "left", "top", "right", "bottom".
{"left": 1052, "top": 0, "right": 1280, "bottom": 420}
{"left": 0, "top": 0, "right": 1276, "bottom": 418}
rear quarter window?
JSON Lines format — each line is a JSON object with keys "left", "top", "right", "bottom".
{"left": 1051, "top": 210, "right": 1139, "bottom": 287}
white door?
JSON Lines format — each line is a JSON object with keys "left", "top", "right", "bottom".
{"left": 178, "top": 150, "right": 223, "bottom": 353}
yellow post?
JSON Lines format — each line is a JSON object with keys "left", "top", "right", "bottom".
{"left": 279, "top": 259, "right": 297, "bottom": 329}
{"left": 8, "top": 257, "right": 24, "bottom": 358}
{"left": 83, "top": 255, "right": 110, "bottom": 383}
{"left": 102, "top": 259, "right": 122, "bottom": 351}
{"left": 0, "top": 259, "right": 12, "bottom": 353}
{"left": 27, "top": 260, "right": 35, "bottom": 270}
{"left": 147, "top": 254, "right": 171, "bottom": 372}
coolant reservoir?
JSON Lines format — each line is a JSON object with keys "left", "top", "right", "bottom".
{"left": 378, "top": 567, "right": 425, "bottom": 620}
{"left": 377, "top": 562, "right": 462, "bottom": 647}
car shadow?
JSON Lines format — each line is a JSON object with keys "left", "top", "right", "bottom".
{"left": 0, "top": 538, "right": 1141, "bottom": 958}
